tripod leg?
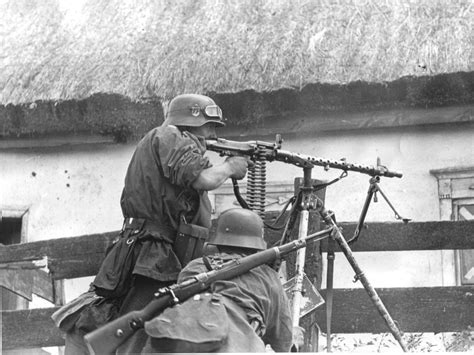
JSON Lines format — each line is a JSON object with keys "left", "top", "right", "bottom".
{"left": 291, "top": 210, "right": 309, "bottom": 351}
{"left": 322, "top": 213, "right": 409, "bottom": 352}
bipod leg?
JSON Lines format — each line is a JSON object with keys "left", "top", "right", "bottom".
{"left": 319, "top": 203, "right": 409, "bottom": 352}
{"left": 375, "top": 183, "right": 411, "bottom": 223}
{"left": 349, "top": 177, "right": 378, "bottom": 244}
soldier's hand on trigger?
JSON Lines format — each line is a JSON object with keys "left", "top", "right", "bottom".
{"left": 225, "top": 156, "right": 253, "bottom": 180}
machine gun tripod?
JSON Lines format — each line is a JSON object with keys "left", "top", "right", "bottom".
{"left": 273, "top": 165, "right": 408, "bottom": 352}
{"left": 209, "top": 136, "right": 410, "bottom": 352}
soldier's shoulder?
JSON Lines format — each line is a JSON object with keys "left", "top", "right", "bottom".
{"left": 154, "top": 124, "right": 181, "bottom": 136}
{"left": 147, "top": 125, "right": 185, "bottom": 144}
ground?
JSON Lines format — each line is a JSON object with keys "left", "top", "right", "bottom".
{"left": 321, "top": 331, "right": 474, "bottom": 353}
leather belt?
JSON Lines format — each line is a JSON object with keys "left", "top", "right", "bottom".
{"left": 122, "top": 217, "right": 175, "bottom": 242}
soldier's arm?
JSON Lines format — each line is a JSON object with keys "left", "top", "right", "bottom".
{"left": 192, "top": 156, "right": 250, "bottom": 191}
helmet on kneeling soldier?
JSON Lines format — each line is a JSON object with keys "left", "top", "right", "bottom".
{"left": 207, "top": 208, "right": 267, "bottom": 252}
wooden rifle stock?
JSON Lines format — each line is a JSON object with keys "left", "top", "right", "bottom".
{"left": 84, "top": 296, "right": 172, "bottom": 355}
{"left": 84, "top": 228, "right": 333, "bottom": 355}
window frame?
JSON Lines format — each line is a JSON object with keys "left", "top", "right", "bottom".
{"left": 453, "top": 199, "right": 474, "bottom": 285}
{"left": 430, "top": 166, "right": 474, "bottom": 286}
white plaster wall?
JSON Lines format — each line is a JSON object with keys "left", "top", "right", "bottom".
{"left": 0, "top": 142, "right": 137, "bottom": 303}
{"left": 0, "top": 143, "right": 134, "bottom": 240}
{"left": 1, "top": 123, "right": 472, "bottom": 300}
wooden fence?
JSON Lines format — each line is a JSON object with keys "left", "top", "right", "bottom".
{"left": 1, "top": 217, "right": 473, "bottom": 351}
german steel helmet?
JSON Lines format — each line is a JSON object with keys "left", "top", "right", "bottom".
{"left": 165, "top": 94, "right": 225, "bottom": 127}
{"left": 208, "top": 208, "right": 267, "bottom": 251}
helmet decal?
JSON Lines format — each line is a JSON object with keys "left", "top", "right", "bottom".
{"left": 190, "top": 104, "right": 201, "bottom": 117}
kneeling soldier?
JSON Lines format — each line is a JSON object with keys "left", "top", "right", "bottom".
{"left": 142, "top": 208, "right": 293, "bottom": 353}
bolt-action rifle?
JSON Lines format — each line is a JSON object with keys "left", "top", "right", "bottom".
{"left": 83, "top": 228, "right": 334, "bottom": 355}
{"left": 206, "top": 136, "right": 402, "bottom": 178}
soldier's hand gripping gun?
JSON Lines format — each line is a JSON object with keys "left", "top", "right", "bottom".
{"left": 206, "top": 135, "right": 403, "bottom": 178}
{"left": 83, "top": 228, "right": 333, "bottom": 355}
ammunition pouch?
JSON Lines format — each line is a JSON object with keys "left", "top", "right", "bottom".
{"left": 92, "top": 218, "right": 173, "bottom": 298}
{"left": 173, "top": 222, "right": 209, "bottom": 267}
{"left": 92, "top": 232, "right": 141, "bottom": 298}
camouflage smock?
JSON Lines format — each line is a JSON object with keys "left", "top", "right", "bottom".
{"left": 119, "top": 125, "right": 212, "bottom": 282}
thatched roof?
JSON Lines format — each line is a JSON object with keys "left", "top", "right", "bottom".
{"left": 1, "top": 71, "right": 472, "bottom": 141}
{"left": 1, "top": 0, "right": 472, "bottom": 105}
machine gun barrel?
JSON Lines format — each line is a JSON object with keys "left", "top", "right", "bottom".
{"left": 206, "top": 138, "right": 402, "bottom": 178}
{"left": 275, "top": 149, "right": 403, "bottom": 178}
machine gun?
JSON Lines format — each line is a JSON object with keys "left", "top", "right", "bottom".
{"left": 207, "top": 135, "right": 402, "bottom": 220}
{"left": 206, "top": 135, "right": 403, "bottom": 178}
{"left": 206, "top": 135, "right": 403, "bottom": 223}
{"left": 83, "top": 227, "right": 334, "bottom": 355}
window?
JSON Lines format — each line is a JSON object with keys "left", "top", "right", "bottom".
{"left": 454, "top": 201, "right": 474, "bottom": 284}
{"left": 430, "top": 166, "right": 474, "bottom": 286}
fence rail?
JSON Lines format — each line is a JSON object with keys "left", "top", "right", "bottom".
{"left": 1, "top": 218, "right": 473, "bottom": 350}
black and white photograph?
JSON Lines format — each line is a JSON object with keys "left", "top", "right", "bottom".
{"left": 0, "top": 0, "right": 472, "bottom": 354}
